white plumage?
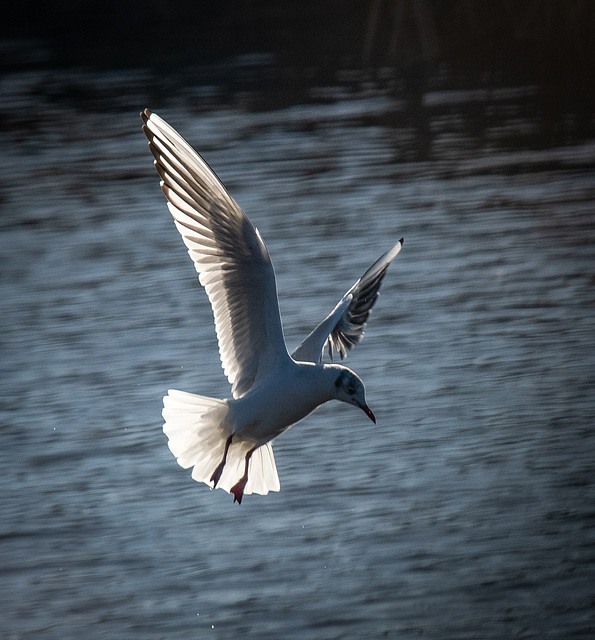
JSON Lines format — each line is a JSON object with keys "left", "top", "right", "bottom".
{"left": 142, "top": 109, "right": 403, "bottom": 504}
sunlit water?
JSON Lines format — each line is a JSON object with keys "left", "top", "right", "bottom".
{"left": 1, "top": 70, "right": 594, "bottom": 639}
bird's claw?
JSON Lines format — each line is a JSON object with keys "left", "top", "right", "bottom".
{"left": 210, "top": 462, "right": 225, "bottom": 488}
{"left": 231, "top": 477, "right": 247, "bottom": 504}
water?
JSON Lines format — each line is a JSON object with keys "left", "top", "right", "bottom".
{"left": 1, "top": 70, "right": 594, "bottom": 639}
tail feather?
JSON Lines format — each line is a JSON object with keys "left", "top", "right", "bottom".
{"left": 248, "top": 442, "right": 281, "bottom": 495}
{"left": 162, "top": 389, "right": 280, "bottom": 497}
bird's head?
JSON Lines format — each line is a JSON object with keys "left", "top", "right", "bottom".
{"left": 332, "top": 366, "right": 376, "bottom": 423}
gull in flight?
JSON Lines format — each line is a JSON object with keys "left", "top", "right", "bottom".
{"left": 141, "top": 109, "right": 403, "bottom": 504}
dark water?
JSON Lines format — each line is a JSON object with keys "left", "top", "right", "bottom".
{"left": 1, "top": 70, "right": 594, "bottom": 639}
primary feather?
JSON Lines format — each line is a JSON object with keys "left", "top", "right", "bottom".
{"left": 142, "top": 109, "right": 290, "bottom": 398}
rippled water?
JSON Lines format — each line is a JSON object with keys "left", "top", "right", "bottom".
{"left": 1, "top": 70, "right": 594, "bottom": 639}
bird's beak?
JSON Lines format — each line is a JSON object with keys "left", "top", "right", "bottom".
{"left": 359, "top": 403, "right": 376, "bottom": 424}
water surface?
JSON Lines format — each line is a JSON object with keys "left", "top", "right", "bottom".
{"left": 1, "top": 70, "right": 594, "bottom": 639}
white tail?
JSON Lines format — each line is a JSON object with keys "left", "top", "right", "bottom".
{"left": 162, "top": 389, "right": 280, "bottom": 496}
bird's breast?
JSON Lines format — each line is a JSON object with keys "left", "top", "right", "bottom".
{"left": 227, "top": 364, "right": 333, "bottom": 445}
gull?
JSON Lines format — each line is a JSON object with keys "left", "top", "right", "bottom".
{"left": 141, "top": 109, "right": 403, "bottom": 504}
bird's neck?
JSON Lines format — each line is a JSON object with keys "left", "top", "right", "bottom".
{"left": 294, "top": 361, "right": 345, "bottom": 405}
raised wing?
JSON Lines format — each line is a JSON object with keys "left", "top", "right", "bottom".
{"left": 142, "top": 110, "right": 289, "bottom": 398}
{"left": 291, "top": 239, "right": 403, "bottom": 363}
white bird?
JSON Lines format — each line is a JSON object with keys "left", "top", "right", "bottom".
{"left": 141, "top": 109, "right": 403, "bottom": 504}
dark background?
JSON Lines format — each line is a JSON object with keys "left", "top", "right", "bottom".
{"left": 2, "top": 1, "right": 593, "bottom": 106}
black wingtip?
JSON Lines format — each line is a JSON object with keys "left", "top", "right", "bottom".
{"left": 399, "top": 237, "right": 404, "bottom": 245}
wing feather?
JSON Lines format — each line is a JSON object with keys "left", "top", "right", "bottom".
{"left": 291, "top": 239, "right": 403, "bottom": 363}
{"left": 142, "top": 110, "right": 289, "bottom": 397}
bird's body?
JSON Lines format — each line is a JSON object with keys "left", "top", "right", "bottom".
{"left": 141, "top": 109, "right": 403, "bottom": 503}
{"left": 228, "top": 361, "right": 356, "bottom": 444}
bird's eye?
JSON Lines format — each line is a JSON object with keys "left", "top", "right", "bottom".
{"left": 347, "top": 386, "right": 356, "bottom": 395}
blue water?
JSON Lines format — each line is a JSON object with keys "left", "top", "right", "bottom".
{"left": 1, "top": 71, "right": 594, "bottom": 639}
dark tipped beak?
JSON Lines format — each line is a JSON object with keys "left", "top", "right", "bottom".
{"left": 360, "top": 403, "right": 376, "bottom": 424}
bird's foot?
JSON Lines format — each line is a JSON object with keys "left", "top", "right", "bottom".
{"left": 231, "top": 476, "right": 247, "bottom": 504}
{"left": 210, "top": 435, "right": 233, "bottom": 488}
{"left": 210, "top": 462, "right": 225, "bottom": 488}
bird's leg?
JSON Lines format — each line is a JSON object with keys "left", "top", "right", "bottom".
{"left": 210, "top": 434, "right": 233, "bottom": 488}
{"left": 231, "top": 446, "right": 256, "bottom": 505}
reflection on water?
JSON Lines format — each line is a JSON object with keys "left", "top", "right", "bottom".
{"left": 1, "top": 69, "right": 594, "bottom": 639}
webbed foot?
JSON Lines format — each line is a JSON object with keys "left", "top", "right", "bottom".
{"left": 231, "top": 477, "right": 247, "bottom": 504}
{"left": 210, "top": 462, "right": 225, "bottom": 488}
{"left": 210, "top": 434, "right": 233, "bottom": 488}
